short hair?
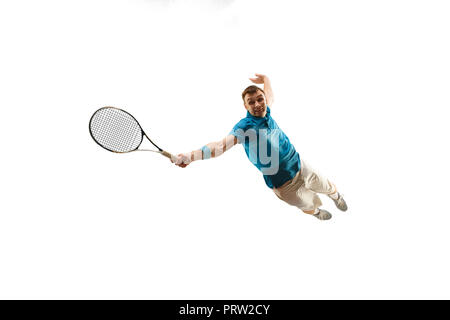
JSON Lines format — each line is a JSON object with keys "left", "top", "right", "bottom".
{"left": 241, "top": 85, "right": 265, "bottom": 102}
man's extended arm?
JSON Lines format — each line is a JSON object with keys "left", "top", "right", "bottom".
{"left": 174, "top": 134, "right": 238, "bottom": 168}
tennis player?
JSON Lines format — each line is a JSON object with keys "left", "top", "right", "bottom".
{"left": 173, "top": 74, "right": 347, "bottom": 220}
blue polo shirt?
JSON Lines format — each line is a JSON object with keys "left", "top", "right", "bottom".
{"left": 230, "top": 106, "right": 300, "bottom": 188}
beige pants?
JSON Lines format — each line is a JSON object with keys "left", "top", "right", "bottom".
{"left": 273, "top": 159, "right": 336, "bottom": 212}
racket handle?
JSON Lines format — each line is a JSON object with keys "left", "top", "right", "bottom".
{"left": 161, "top": 150, "right": 174, "bottom": 159}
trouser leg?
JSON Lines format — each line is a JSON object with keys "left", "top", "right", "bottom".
{"left": 273, "top": 168, "right": 322, "bottom": 212}
{"left": 300, "top": 160, "right": 337, "bottom": 196}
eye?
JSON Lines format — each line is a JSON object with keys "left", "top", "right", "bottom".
{"left": 249, "top": 101, "right": 255, "bottom": 105}
{"left": 257, "top": 98, "right": 264, "bottom": 102}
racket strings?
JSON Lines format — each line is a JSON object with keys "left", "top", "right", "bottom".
{"left": 90, "top": 108, "right": 143, "bottom": 152}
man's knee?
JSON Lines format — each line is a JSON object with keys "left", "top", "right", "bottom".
{"left": 276, "top": 193, "right": 304, "bottom": 208}
{"left": 305, "top": 172, "right": 319, "bottom": 188}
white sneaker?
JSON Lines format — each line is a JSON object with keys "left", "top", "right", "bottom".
{"left": 330, "top": 193, "right": 348, "bottom": 212}
{"left": 313, "top": 209, "right": 332, "bottom": 220}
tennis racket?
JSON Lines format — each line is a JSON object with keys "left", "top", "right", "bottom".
{"left": 89, "top": 106, "right": 174, "bottom": 159}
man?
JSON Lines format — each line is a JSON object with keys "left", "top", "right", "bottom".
{"left": 173, "top": 74, "right": 347, "bottom": 220}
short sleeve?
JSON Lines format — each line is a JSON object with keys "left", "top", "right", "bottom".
{"left": 229, "top": 119, "right": 250, "bottom": 144}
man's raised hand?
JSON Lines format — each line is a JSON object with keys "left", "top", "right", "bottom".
{"left": 249, "top": 73, "right": 267, "bottom": 84}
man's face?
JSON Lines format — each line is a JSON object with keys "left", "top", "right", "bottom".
{"left": 244, "top": 91, "right": 267, "bottom": 117}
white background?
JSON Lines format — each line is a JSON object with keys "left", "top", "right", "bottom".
{"left": 1, "top": 0, "right": 449, "bottom": 299}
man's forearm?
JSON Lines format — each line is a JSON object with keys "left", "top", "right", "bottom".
{"left": 190, "top": 148, "right": 203, "bottom": 162}
{"left": 188, "top": 135, "right": 238, "bottom": 162}
{"left": 263, "top": 77, "right": 274, "bottom": 106}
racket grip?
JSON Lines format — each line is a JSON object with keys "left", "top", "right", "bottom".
{"left": 161, "top": 150, "right": 174, "bottom": 160}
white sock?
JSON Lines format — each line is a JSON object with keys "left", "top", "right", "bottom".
{"left": 313, "top": 208, "right": 320, "bottom": 215}
{"left": 329, "top": 191, "right": 339, "bottom": 200}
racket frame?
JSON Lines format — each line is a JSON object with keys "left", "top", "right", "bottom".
{"left": 89, "top": 106, "right": 172, "bottom": 159}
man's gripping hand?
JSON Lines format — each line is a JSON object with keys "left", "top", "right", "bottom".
{"left": 171, "top": 152, "right": 192, "bottom": 168}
